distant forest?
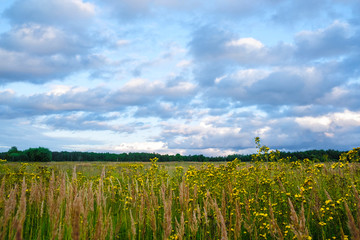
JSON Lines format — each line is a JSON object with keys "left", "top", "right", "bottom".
{"left": 0, "top": 146, "right": 346, "bottom": 162}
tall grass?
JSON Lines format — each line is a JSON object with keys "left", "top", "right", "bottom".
{"left": 0, "top": 153, "right": 360, "bottom": 239}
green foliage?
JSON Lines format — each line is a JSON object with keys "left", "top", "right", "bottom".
{"left": 252, "top": 137, "right": 280, "bottom": 162}
{"left": 5, "top": 147, "right": 28, "bottom": 162}
{"left": 0, "top": 142, "right": 347, "bottom": 163}
{"left": 340, "top": 147, "right": 360, "bottom": 162}
{"left": 8, "top": 146, "right": 19, "bottom": 154}
{"left": 25, "top": 147, "right": 52, "bottom": 162}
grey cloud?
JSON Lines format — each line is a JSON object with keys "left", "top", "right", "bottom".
{"left": 134, "top": 101, "right": 197, "bottom": 119}
{"left": 0, "top": 49, "right": 104, "bottom": 84}
{"left": 135, "top": 103, "right": 179, "bottom": 119}
{"left": 157, "top": 115, "right": 306, "bottom": 151}
{"left": 0, "top": 24, "right": 91, "bottom": 56}
{"left": 0, "top": 118, "right": 102, "bottom": 151}
{"left": 42, "top": 113, "right": 147, "bottom": 133}
{"left": 0, "top": 87, "right": 111, "bottom": 117}
{"left": 188, "top": 25, "right": 296, "bottom": 86}
{"left": 101, "top": 0, "right": 202, "bottom": 21}
{"left": 338, "top": 52, "right": 360, "bottom": 78}
{"left": 0, "top": 79, "right": 197, "bottom": 118}
{"left": 295, "top": 21, "right": 356, "bottom": 60}
{"left": 188, "top": 26, "right": 231, "bottom": 61}
{"left": 210, "top": 62, "right": 352, "bottom": 109}
{"left": 114, "top": 79, "right": 197, "bottom": 104}
{"left": 214, "top": 0, "right": 272, "bottom": 17}
{"left": 319, "top": 82, "right": 360, "bottom": 110}
{"left": 188, "top": 20, "right": 360, "bottom": 112}
{"left": 158, "top": 111, "right": 357, "bottom": 153}
{"left": 246, "top": 71, "right": 306, "bottom": 105}
{"left": 271, "top": 0, "right": 335, "bottom": 26}
{"left": 0, "top": 0, "right": 108, "bottom": 84}
{"left": 4, "top": 0, "right": 95, "bottom": 29}
{"left": 188, "top": 26, "right": 234, "bottom": 86}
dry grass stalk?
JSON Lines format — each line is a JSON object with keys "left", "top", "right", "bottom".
{"left": 103, "top": 208, "right": 112, "bottom": 240}
{"left": 351, "top": 185, "right": 360, "bottom": 229}
{"left": 179, "top": 177, "right": 189, "bottom": 212}
{"left": 0, "top": 177, "right": 5, "bottom": 206}
{"left": 277, "top": 178, "right": 286, "bottom": 192}
{"left": 108, "top": 213, "right": 114, "bottom": 240}
{"left": 310, "top": 189, "right": 321, "bottom": 219}
{"left": 288, "top": 198, "right": 309, "bottom": 239}
{"left": 57, "top": 223, "right": 63, "bottom": 240}
{"left": 130, "top": 209, "right": 137, "bottom": 239}
{"left": 162, "top": 186, "right": 172, "bottom": 240}
{"left": 193, "top": 185, "right": 198, "bottom": 208}
{"left": 71, "top": 195, "right": 82, "bottom": 240}
{"left": 29, "top": 180, "right": 41, "bottom": 204}
{"left": 48, "top": 171, "right": 56, "bottom": 218}
{"left": 65, "top": 183, "right": 75, "bottom": 227}
{"left": 59, "top": 173, "right": 66, "bottom": 204}
{"left": 203, "top": 190, "right": 210, "bottom": 226}
{"left": 14, "top": 178, "right": 27, "bottom": 240}
{"left": 138, "top": 189, "right": 146, "bottom": 238}
{"left": 150, "top": 185, "right": 159, "bottom": 210}
{"left": 344, "top": 201, "right": 360, "bottom": 239}
{"left": 243, "top": 198, "right": 254, "bottom": 236}
{"left": 339, "top": 225, "right": 346, "bottom": 240}
{"left": 324, "top": 189, "right": 333, "bottom": 201}
{"left": 176, "top": 211, "right": 185, "bottom": 240}
{"left": 94, "top": 205, "right": 104, "bottom": 240}
{"left": 211, "top": 197, "right": 228, "bottom": 240}
{"left": 149, "top": 205, "right": 157, "bottom": 240}
{"left": 116, "top": 177, "right": 123, "bottom": 193}
{"left": 221, "top": 189, "right": 227, "bottom": 219}
{"left": 234, "top": 200, "right": 243, "bottom": 240}
{"left": 268, "top": 199, "right": 284, "bottom": 240}
{"left": 51, "top": 173, "right": 67, "bottom": 239}
{"left": 40, "top": 200, "right": 44, "bottom": 218}
{"left": 3, "top": 185, "right": 18, "bottom": 229}
{"left": 189, "top": 205, "right": 200, "bottom": 236}
{"left": 72, "top": 166, "right": 77, "bottom": 182}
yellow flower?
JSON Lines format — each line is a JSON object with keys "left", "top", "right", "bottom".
{"left": 319, "top": 221, "right": 326, "bottom": 226}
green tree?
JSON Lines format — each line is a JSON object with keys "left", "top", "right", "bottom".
{"left": 6, "top": 146, "right": 29, "bottom": 161}
{"left": 25, "top": 147, "right": 52, "bottom": 162}
{"left": 8, "top": 146, "right": 19, "bottom": 154}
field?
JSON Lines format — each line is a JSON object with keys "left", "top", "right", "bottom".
{"left": 0, "top": 150, "right": 360, "bottom": 240}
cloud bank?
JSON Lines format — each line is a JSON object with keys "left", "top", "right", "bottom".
{"left": 1, "top": 0, "right": 360, "bottom": 155}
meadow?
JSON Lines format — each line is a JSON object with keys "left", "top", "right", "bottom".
{"left": 0, "top": 147, "right": 360, "bottom": 240}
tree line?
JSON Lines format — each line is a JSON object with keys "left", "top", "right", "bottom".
{"left": 0, "top": 146, "right": 345, "bottom": 162}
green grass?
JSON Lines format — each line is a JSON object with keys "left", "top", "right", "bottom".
{"left": 0, "top": 158, "right": 360, "bottom": 239}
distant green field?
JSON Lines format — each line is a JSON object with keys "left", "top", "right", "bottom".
{"left": 0, "top": 161, "right": 225, "bottom": 178}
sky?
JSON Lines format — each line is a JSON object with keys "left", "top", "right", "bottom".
{"left": 1, "top": 0, "right": 360, "bottom": 156}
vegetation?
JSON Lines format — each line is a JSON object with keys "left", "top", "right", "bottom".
{"left": 0, "top": 140, "right": 360, "bottom": 239}
{"left": 0, "top": 145, "right": 345, "bottom": 163}
{"left": 3, "top": 147, "right": 52, "bottom": 162}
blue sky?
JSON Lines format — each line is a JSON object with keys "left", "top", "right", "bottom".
{"left": 1, "top": 0, "right": 360, "bottom": 156}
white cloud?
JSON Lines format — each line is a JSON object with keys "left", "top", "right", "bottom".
{"left": 176, "top": 60, "right": 191, "bottom": 68}
{"left": 1, "top": 24, "right": 88, "bottom": 56}
{"left": 295, "top": 110, "right": 360, "bottom": 133}
{"left": 116, "top": 39, "right": 130, "bottom": 46}
{"left": 295, "top": 116, "right": 332, "bottom": 132}
{"left": 226, "top": 37, "right": 264, "bottom": 49}
{"left": 4, "top": 0, "right": 96, "bottom": 27}
{"left": 332, "top": 110, "right": 360, "bottom": 128}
